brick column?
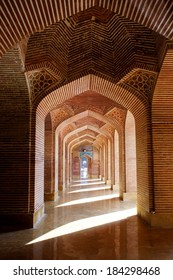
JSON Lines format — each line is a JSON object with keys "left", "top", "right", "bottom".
{"left": 44, "top": 115, "right": 57, "bottom": 201}
{"left": 114, "top": 130, "right": 120, "bottom": 190}
{"left": 99, "top": 147, "right": 102, "bottom": 179}
{"left": 100, "top": 146, "right": 105, "bottom": 181}
{"left": 119, "top": 129, "right": 126, "bottom": 199}
{"left": 0, "top": 47, "right": 35, "bottom": 228}
{"left": 66, "top": 144, "right": 71, "bottom": 186}
{"left": 152, "top": 49, "right": 173, "bottom": 227}
{"left": 58, "top": 133, "right": 64, "bottom": 190}
{"left": 111, "top": 138, "right": 115, "bottom": 189}
{"left": 62, "top": 140, "right": 67, "bottom": 188}
{"left": 104, "top": 142, "right": 108, "bottom": 183}
{"left": 124, "top": 111, "right": 137, "bottom": 201}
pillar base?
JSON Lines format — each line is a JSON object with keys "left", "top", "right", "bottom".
{"left": 58, "top": 185, "right": 64, "bottom": 191}
{"left": 123, "top": 191, "right": 137, "bottom": 201}
{"left": 112, "top": 184, "right": 119, "bottom": 191}
{"left": 91, "top": 175, "right": 100, "bottom": 179}
{"left": 138, "top": 205, "right": 173, "bottom": 228}
{"left": 102, "top": 177, "right": 106, "bottom": 183}
{"left": 44, "top": 191, "right": 59, "bottom": 201}
{"left": 0, "top": 204, "right": 44, "bottom": 229}
{"left": 106, "top": 180, "right": 111, "bottom": 185}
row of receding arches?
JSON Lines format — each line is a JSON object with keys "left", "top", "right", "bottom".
{"left": 44, "top": 105, "right": 137, "bottom": 202}
{"left": 32, "top": 48, "right": 173, "bottom": 227}
{"left": 1, "top": 47, "right": 172, "bottom": 228}
{"left": 34, "top": 75, "right": 145, "bottom": 217}
{"left": 0, "top": 45, "right": 172, "bottom": 228}
{"left": 0, "top": 1, "right": 173, "bottom": 229}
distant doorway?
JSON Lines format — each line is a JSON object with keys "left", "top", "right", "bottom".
{"left": 80, "top": 157, "right": 88, "bottom": 178}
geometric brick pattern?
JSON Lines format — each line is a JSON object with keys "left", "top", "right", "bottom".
{"left": 64, "top": 91, "right": 118, "bottom": 116}
{"left": 101, "top": 124, "right": 115, "bottom": 136}
{"left": 74, "top": 116, "right": 105, "bottom": 129}
{"left": 1, "top": 0, "right": 172, "bottom": 57}
{"left": 50, "top": 108, "right": 70, "bottom": 129}
{"left": 106, "top": 108, "right": 127, "bottom": 126}
{"left": 1, "top": 1, "right": 173, "bottom": 229}
{"left": 24, "top": 9, "right": 162, "bottom": 86}
{"left": 27, "top": 69, "right": 58, "bottom": 101}
{"left": 36, "top": 74, "right": 159, "bottom": 218}
{"left": 122, "top": 70, "right": 158, "bottom": 99}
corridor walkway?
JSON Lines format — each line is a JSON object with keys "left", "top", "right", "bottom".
{"left": 0, "top": 179, "right": 173, "bottom": 260}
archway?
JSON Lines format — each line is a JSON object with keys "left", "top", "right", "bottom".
{"left": 1, "top": 2, "right": 173, "bottom": 231}
{"left": 34, "top": 74, "right": 150, "bottom": 227}
{"left": 80, "top": 157, "right": 88, "bottom": 179}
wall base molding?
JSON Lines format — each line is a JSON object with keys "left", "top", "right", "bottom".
{"left": 138, "top": 206, "right": 173, "bottom": 228}
{"left": 123, "top": 191, "right": 137, "bottom": 201}
{"left": 106, "top": 180, "right": 111, "bottom": 185}
{"left": 44, "top": 191, "right": 59, "bottom": 201}
{"left": 0, "top": 204, "right": 45, "bottom": 229}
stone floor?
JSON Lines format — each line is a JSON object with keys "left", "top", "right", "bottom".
{"left": 0, "top": 179, "right": 173, "bottom": 260}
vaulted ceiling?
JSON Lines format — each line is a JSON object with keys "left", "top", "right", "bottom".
{"left": 1, "top": 0, "right": 173, "bottom": 150}
{"left": 1, "top": 0, "right": 173, "bottom": 57}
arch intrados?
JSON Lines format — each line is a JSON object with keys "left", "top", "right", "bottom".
{"left": 55, "top": 109, "right": 120, "bottom": 134}
{"left": 63, "top": 130, "right": 96, "bottom": 145}
{"left": 68, "top": 134, "right": 97, "bottom": 148}
{"left": 71, "top": 140, "right": 101, "bottom": 152}
{"left": 68, "top": 134, "right": 105, "bottom": 152}
{"left": 63, "top": 125, "right": 112, "bottom": 143}
{"left": 37, "top": 75, "right": 142, "bottom": 122}
{"left": 68, "top": 138, "right": 95, "bottom": 151}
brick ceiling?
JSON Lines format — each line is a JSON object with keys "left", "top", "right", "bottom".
{"left": 48, "top": 91, "right": 126, "bottom": 147}
{"left": 25, "top": 6, "right": 164, "bottom": 83}
{"left": 1, "top": 0, "right": 173, "bottom": 148}
{"left": 1, "top": 0, "right": 173, "bottom": 57}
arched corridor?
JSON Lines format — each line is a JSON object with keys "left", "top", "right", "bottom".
{"left": 0, "top": 0, "right": 173, "bottom": 260}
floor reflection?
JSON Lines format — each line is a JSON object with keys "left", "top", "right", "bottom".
{"left": 0, "top": 179, "right": 173, "bottom": 260}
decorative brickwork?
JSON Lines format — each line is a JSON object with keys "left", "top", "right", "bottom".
{"left": 121, "top": 70, "right": 158, "bottom": 99}
{"left": 1, "top": 0, "right": 172, "bottom": 57}
{"left": 50, "top": 108, "right": 70, "bottom": 129}
{"left": 27, "top": 69, "right": 59, "bottom": 101}
{"left": 106, "top": 108, "right": 127, "bottom": 126}
{"left": 1, "top": 2, "right": 173, "bottom": 229}
{"left": 152, "top": 49, "right": 173, "bottom": 214}
{"left": 101, "top": 124, "right": 115, "bottom": 136}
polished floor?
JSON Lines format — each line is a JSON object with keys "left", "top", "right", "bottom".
{"left": 0, "top": 179, "right": 173, "bottom": 260}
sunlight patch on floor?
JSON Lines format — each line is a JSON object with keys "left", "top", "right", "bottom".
{"left": 56, "top": 193, "right": 119, "bottom": 207}
{"left": 71, "top": 181, "right": 105, "bottom": 187}
{"left": 68, "top": 186, "right": 111, "bottom": 194}
{"left": 26, "top": 207, "right": 137, "bottom": 245}
{"left": 72, "top": 178, "right": 101, "bottom": 183}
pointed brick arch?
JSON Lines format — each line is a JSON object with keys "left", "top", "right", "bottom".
{"left": 33, "top": 74, "right": 153, "bottom": 224}
{"left": 55, "top": 109, "right": 120, "bottom": 133}
{"left": 63, "top": 124, "right": 112, "bottom": 142}
{"left": 69, "top": 135, "right": 97, "bottom": 148}
{"left": 69, "top": 138, "right": 101, "bottom": 182}
{"left": 37, "top": 75, "right": 146, "bottom": 118}
{"left": 56, "top": 123, "right": 112, "bottom": 191}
